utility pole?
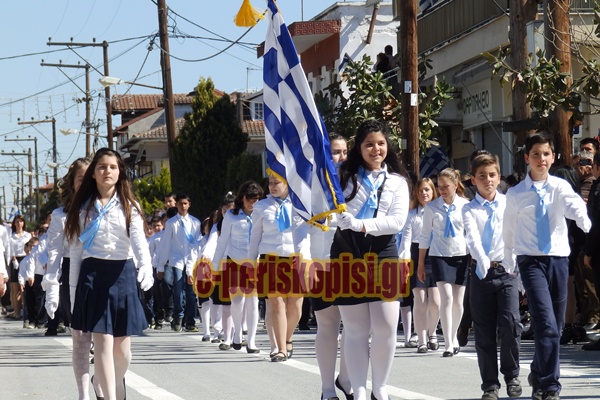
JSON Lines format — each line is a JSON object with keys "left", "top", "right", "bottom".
{"left": 0, "top": 168, "right": 19, "bottom": 221}
{"left": 17, "top": 118, "right": 57, "bottom": 185}
{"left": 0, "top": 150, "right": 34, "bottom": 222}
{"left": 41, "top": 61, "right": 92, "bottom": 156}
{"left": 47, "top": 40, "right": 113, "bottom": 149}
{"left": 400, "top": 0, "right": 419, "bottom": 177}
{"left": 157, "top": 0, "right": 177, "bottom": 176}
{"left": 545, "top": 0, "right": 572, "bottom": 165}
{"left": 5, "top": 136, "right": 40, "bottom": 222}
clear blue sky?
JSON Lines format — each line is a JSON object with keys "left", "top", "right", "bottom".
{"left": 0, "top": 0, "right": 340, "bottom": 214}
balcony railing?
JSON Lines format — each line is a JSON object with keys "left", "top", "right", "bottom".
{"left": 415, "top": 0, "right": 595, "bottom": 55}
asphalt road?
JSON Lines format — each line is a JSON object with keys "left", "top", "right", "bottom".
{"left": 0, "top": 315, "right": 598, "bottom": 400}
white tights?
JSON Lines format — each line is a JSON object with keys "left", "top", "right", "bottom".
{"left": 412, "top": 287, "right": 440, "bottom": 346}
{"left": 339, "top": 301, "right": 399, "bottom": 400}
{"left": 436, "top": 282, "right": 465, "bottom": 352}
{"left": 315, "top": 305, "right": 351, "bottom": 399}
{"left": 199, "top": 301, "right": 211, "bottom": 336}
{"left": 221, "top": 305, "right": 234, "bottom": 345}
{"left": 92, "top": 333, "right": 130, "bottom": 400}
{"left": 400, "top": 305, "right": 413, "bottom": 345}
{"left": 210, "top": 301, "right": 222, "bottom": 336}
{"left": 72, "top": 329, "right": 104, "bottom": 400}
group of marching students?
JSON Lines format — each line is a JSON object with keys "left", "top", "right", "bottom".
{"left": 0, "top": 119, "right": 599, "bottom": 400}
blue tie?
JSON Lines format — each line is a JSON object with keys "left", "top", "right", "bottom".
{"left": 180, "top": 217, "right": 195, "bottom": 245}
{"left": 275, "top": 197, "right": 292, "bottom": 232}
{"left": 532, "top": 185, "right": 551, "bottom": 253}
{"left": 79, "top": 197, "right": 118, "bottom": 250}
{"left": 355, "top": 166, "right": 386, "bottom": 220}
{"left": 241, "top": 211, "right": 253, "bottom": 241}
{"left": 443, "top": 203, "right": 456, "bottom": 238}
{"left": 481, "top": 200, "right": 497, "bottom": 255}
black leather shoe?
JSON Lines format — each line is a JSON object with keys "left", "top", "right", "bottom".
{"left": 370, "top": 393, "right": 390, "bottom": 400}
{"left": 91, "top": 375, "right": 105, "bottom": 400}
{"left": 505, "top": 377, "right": 522, "bottom": 398}
{"left": 232, "top": 342, "right": 242, "bottom": 350}
{"left": 442, "top": 350, "right": 453, "bottom": 357}
{"left": 270, "top": 351, "right": 288, "bottom": 362}
{"left": 335, "top": 376, "right": 354, "bottom": 400}
{"left": 246, "top": 347, "right": 260, "bottom": 354}
{"left": 286, "top": 340, "right": 294, "bottom": 358}
{"left": 453, "top": 346, "right": 460, "bottom": 355}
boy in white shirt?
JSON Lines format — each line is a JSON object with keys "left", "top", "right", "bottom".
{"left": 504, "top": 133, "right": 591, "bottom": 400}
{"left": 157, "top": 194, "right": 201, "bottom": 332}
{"left": 463, "top": 154, "right": 521, "bottom": 400}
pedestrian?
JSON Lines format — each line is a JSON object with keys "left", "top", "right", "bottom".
{"left": 211, "top": 181, "right": 263, "bottom": 351}
{"left": 65, "top": 148, "right": 153, "bottom": 400}
{"left": 157, "top": 193, "right": 201, "bottom": 332}
{"left": 8, "top": 215, "right": 31, "bottom": 322}
{"left": 418, "top": 168, "right": 469, "bottom": 357}
{"left": 249, "top": 174, "right": 301, "bottom": 360}
{"left": 503, "top": 133, "right": 591, "bottom": 400}
{"left": 399, "top": 177, "right": 440, "bottom": 353}
{"left": 462, "top": 153, "right": 522, "bottom": 400}
{"left": 332, "top": 119, "right": 410, "bottom": 400}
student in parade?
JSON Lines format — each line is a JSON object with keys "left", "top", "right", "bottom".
{"left": 504, "top": 133, "right": 590, "bottom": 400}
{"left": 212, "top": 181, "right": 263, "bottom": 351}
{"left": 157, "top": 193, "right": 201, "bottom": 332}
{"left": 462, "top": 154, "right": 522, "bottom": 400}
{"left": 8, "top": 215, "right": 31, "bottom": 322}
{"left": 65, "top": 148, "right": 153, "bottom": 400}
{"left": 43, "top": 157, "right": 104, "bottom": 399}
{"left": 249, "top": 173, "right": 302, "bottom": 360}
{"left": 332, "top": 119, "right": 410, "bottom": 400}
{"left": 418, "top": 168, "right": 469, "bottom": 358}
{"left": 399, "top": 178, "right": 440, "bottom": 353}
{"left": 19, "top": 234, "right": 47, "bottom": 330}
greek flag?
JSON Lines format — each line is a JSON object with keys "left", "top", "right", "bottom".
{"left": 263, "top": 0, "right": 346, "bottom": 230}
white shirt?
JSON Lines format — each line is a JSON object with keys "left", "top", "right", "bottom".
{"left": 212, "top": 209, "right": 252, "bottom": 271}
{"left": 201, "top": 224, "right": 219, "bottom": 261}
{"left": 69, "top": 196, "right": 152, "bottom": 285}
{"left": 419, "top": 195, "right": 469, "bottom": 257}
{"left": 503, "top": 174, "right": 591, "bottom": 270}
{"left": 248, "top": 195, "right": 295, "bottom": 260}
{"left": 463, "top": 192, "right": 508, "bottom": 272}
{"left": 0, "top": 224, "right": 11, "bottom": 266}
{"left": 11, "top": 231, "right": 32, "bottom": 258}
{"left": 399, "top": 206, "right": 424, "bottom": 260}
{"left": 343, "top": 166, "right": 410, "bottom": 236}
{"left": 42, "top": 207, "right": 68, "bottom": 291}
{"left": 157, "top": 213, "right": 202, "bottom": 273}
{"left": 0, "top": 235, "right": 7, "bottom": 277}
{"left": 147, "top": 230, "right": 164, "bottom": 270}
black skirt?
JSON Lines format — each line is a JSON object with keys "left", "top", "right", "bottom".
{"left": 71, "top": 258, "right": 147, "bottom": 337}
{"left": 431, "top": 255, "right": 470, "bottom": 286}
{"left": 331, "top": 228, "right": 403, "bottom": 305}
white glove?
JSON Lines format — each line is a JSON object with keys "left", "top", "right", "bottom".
{"left": 45, "top": 285, "right": 59, "bottom": 320}
{"left": 137, "top": 268, "right": 154, "bottom": 292}
{"left": 337, "top": 212, "right": 364, "bottom": 232}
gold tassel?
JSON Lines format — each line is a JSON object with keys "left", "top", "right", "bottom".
{"left": 234, "top": 0, "right": 265, "bottom": 27}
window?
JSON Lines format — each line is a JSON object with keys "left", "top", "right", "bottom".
{"left": 254, "top": 102, "right": 264, "bottom": 120}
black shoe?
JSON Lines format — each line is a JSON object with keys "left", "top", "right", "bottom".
{"left": 542, "top": 391, "right": 560, "bottom": 400}
{"left": 335, "top": 376, "right": 354, "bottom": 400}
{"left": 219, "top": 343, "right": 231, "bottom": 350}
{"left": 232, "top": 342, "right": 242, "bottom": 350}
{"left": 442, "top": 350, "right": 453, "bottom": 357}
{"left": 270, "top": 351, "right": 288, "bottom": 362}
{"left": 453, "top": 346, "right": 460, "bottom": 355}
{"left": 286, "top": 340, "right": 294, "bottom": 358}
{"left": 582, "top": 339, "right": 600, "bottom": 350}
{"left": 91, "top": 375, "right": 105, "bottom": 400}
{"left": 505, "top": 377, "right": 522, "bottom": 398}
{"left": 172, "top": 317, "right": 182, "bottom": 332}
{"left": 298, "top": 324, "right": 311, "bottom": 331}
{"left": 427, "top": 336, "right": 439, "bottom": 350}
{"left": 370, "top": 393, "right": 390, "bottom": 400}
{"left": 44, "top": 329, "right": 58, "bottom": 336}
{"left": 457, "top": 326, "right": 469, "bottom": 347}
{"left": 246, "top": 347, "right": 260, "bottom": 354}
{"left": 481, "top": 388, "right": 499, "bottom": 400}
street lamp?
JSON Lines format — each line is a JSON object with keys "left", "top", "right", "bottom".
{"left": 98, "top": 76, "right": 163, "bottom": 90}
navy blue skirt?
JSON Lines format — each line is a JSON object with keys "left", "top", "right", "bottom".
{"left": 71, "top": 258, "right": 147, "bottom": 337}
{"left": 431, "top": 255, "right": 469, "bottom": 286}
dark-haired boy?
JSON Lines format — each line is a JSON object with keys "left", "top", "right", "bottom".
{"left": 463, "top": 153, "right": 521, "bottom": 400}
{"left": 504, "top": 133, "right": 591, "bottom": 400}
{"left": 158, "top": 194, "right": 201, "bottom": 332}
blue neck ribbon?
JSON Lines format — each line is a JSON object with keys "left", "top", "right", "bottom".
{"left": 79, "top": 196, "right": 118, "bottom": 250}
{"left": 355, "top": 166, "right": 386, "bottom": 220}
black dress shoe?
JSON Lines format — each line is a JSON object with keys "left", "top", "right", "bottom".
{"left": 246, "top": 347, "right": 260, "bottom": 354}
{"left": 286, "top": 340, "right": 294, "bottom": 358}
{"left": 453, "top": 346, "right": 460, "bottom": 355}
{"left": 91, "top": 375, "right": 105, "bottom": 400}
{"left": 442, "top": 350, "right": 453, "bottom": 357}
{"left": 370, "top": 393, "right": 390, "bottom": 400}
{"left": 232, "top": 342, "right": 242, "bottom": 350}
{"left": 335, "top": 376, "right": 354, "bottom": 400}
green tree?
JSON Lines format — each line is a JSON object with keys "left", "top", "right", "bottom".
{"left": 225, "top": 153, "right": 265, "bottom": 193}
{"left": 38, "top": 186, "right": 61, "bottom": 225}
{"left": 171, "top": 77, "right": 248, "bottom": 218}
{"left": 133, "top": 167, "right": 172, "bottom": 215}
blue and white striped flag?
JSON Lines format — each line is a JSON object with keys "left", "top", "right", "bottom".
{"left": 263, "top": 0, "right": 346, "bottom": 230}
